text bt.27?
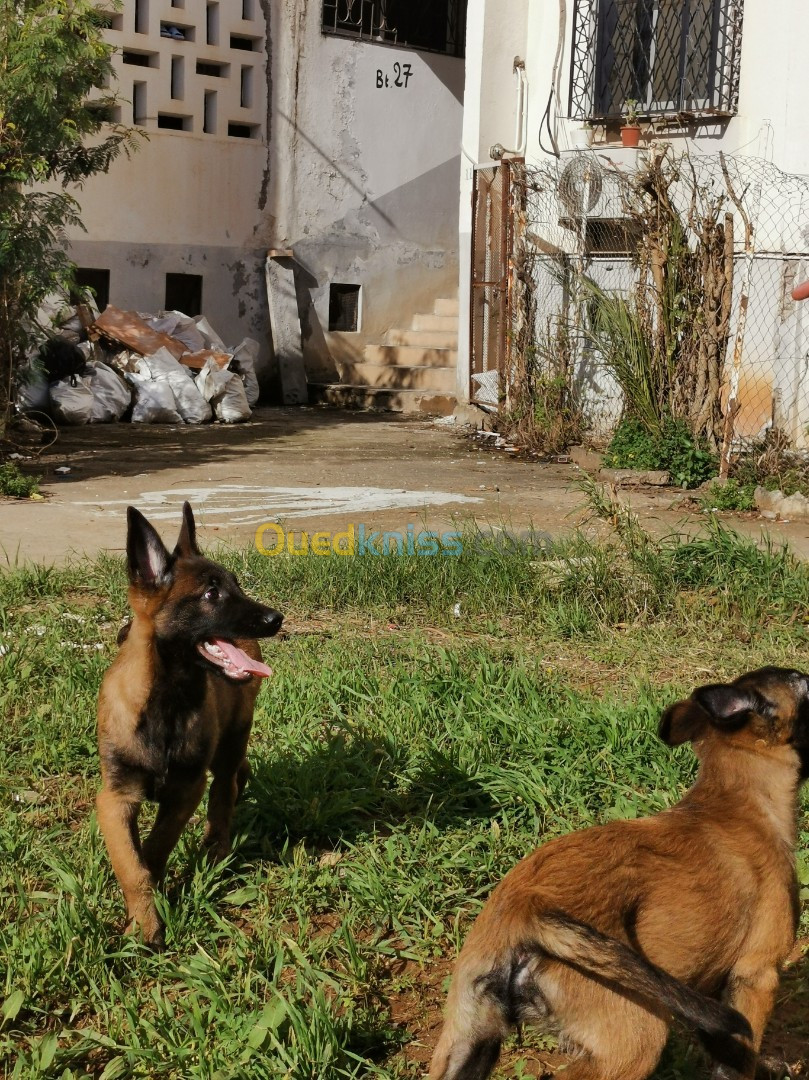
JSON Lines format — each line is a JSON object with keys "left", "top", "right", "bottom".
{"left": 376, "top": 62, "right": 413, "bottom": 88}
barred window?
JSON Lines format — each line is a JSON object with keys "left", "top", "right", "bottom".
{"left": 570, "top": 0, "right": 743, "bottom": 121}
{"left": 322, "top": 0, "right": 466, "bottom": 58}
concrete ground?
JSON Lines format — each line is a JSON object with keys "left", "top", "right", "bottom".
{"left": 3, "top": 406, "right": 809, "bottom": 564}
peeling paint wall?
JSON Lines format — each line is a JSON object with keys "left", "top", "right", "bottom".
{"left": 265, "top": 2, "right": 465, "bottom": 382}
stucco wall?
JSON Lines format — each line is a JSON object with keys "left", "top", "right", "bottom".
{"left": 264, "top": 2, "right": 465, "bottom": 381}
{"left": 59, "top": 0, "right": 272, "bottom": 372}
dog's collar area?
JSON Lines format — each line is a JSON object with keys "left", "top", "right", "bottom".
{"left": 197, "top": 639, "right": 273, "bottom": 681}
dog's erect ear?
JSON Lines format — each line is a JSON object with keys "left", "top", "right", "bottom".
{"left": 127, "top": 506, "right": 172, "bottom": 588}
{"left": 659, "top": 699, "right": 713, "bottom": 746}
{"left": 693, "top": 682, "right": 763, "bottom": 730}
{"left": 173, "top": 501, "right": 200, "bottom": 559}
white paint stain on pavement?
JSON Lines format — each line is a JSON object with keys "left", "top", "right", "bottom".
{"left": 74, "top": 485, "right": 482, "bottom": 525}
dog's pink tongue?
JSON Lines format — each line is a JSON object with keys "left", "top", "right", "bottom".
{"left": 213, "top": 639, "right": 273, "bottom": 678}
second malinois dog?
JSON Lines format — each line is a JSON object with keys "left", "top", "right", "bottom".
{"left": 96, "top": 502, "right": 283, "bottom": 948}
{"left": 431, "top": 667, "right": 809, "bottom": 1080}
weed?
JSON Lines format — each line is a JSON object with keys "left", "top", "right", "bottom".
{"left": 699, "top": 479, "right": 757, "bottom": 512}
{"left": 604, "top": 417, "right": 717, "bottom": 488}
{"left": 0, "top": 461, "right": 40, "bottom": 498}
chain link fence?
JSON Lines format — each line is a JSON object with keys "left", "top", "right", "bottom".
{"left": 491, "top": 149, "right": 809, "bottom": 456}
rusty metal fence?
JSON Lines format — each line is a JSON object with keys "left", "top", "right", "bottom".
{"left": 471, "top": 149, "right": 809, "bottom": 451}
{"left": 469, "top": 162, "right": 512, "bottom": 408}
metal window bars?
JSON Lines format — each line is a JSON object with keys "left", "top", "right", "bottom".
{"left": 321, "top": 0, "right": 465, "bottom": 58}
{"left": 569, "top": 0, "right": 743, "bottom": 121}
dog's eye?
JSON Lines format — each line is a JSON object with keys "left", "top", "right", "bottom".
{"left": 204, "top": 586, "right": 219, "bottom": 602}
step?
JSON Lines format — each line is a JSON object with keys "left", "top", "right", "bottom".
{"left": 309, "top": 383, "right": 456, "bottom": 416}
{"left": 337, "top": 361, "right": 456, "bottom": 393}
{"left": 385, "top": 328, "right": 458, "bottom": 348}
{"left": 434, "top": 297, "right": 459, "bottom": 317}
{"left": 363, "top": 344, "right": 458, "bottom": 368}
{"left": 412, "top": 312, "right": 458, "bottom": 332}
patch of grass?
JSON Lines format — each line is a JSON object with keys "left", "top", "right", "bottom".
{"left": 1, "top": 507, "right": 808, "bottom": 1077}
{"left": 0, "top": 461, "right": 41, "bottom": 498}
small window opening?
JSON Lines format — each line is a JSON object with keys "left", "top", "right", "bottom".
{"left": 203, "top": 90, "right": 217, "bottom": 134}
{"left": 227, "top": 122, "right": 256, "bottom": 138}
{"left": 171, "top": 56, "right": 184, "bottom": 99}
{"left": 133, "top": 82, "right": 147, "bottom": 124}
{"left": 165, "top": 273, "right": 203, "bottom": 316}
{"left": 157, "top": 113, "right": 191, "bottom": 130}
{"left": 206, "top": 3, "right": 219, "bottom": 45}
{"left": 134, "top": 0, "right": 148, "bottom": 34}
{"left": 329, "top": 284, "right": 361, "bottom": 332}
{"left": 230, "top": 34, "right": 257, "bottom": 51}
{"left": 71, "top": 269, "right": 110, "bottom": 311}
{"left": 122, "top": 50, "right": 155, "bottom": 67}
{"left": 196, "top": 60, "right": 228, "bottom": 77}
{"left": 240, "top": 65, "right": 253, "bottom": 107}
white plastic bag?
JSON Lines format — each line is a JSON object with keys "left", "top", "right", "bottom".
{"left": 138, "top": 348, "right": 211, "bottom": 424}
{"left": 84, "top": 361, "right": 131, "bottom": 422}
{"left": 127, "top": 372, "right": 183, "bottom": 424}
{"left": 144, "top": 310, "right": 208, "bottom": 354}
{"left": 49, "top": 376, "right": 94, "bottom": 425}
{"left": 194, "top": 316, "right": 226, "bottom": 351}
{"left": 230, "top": 338, "right": 260, "bottom": 406}
{"left": 194, "top": 357, "right": 251, "bottom": 422}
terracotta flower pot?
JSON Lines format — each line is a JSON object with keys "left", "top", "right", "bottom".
{"left": 621, "top": 125, "right": 641, "bottom": 148}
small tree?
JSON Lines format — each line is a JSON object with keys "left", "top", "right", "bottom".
{"left": 0, "top": 0, "right": 137, "bottom": 437}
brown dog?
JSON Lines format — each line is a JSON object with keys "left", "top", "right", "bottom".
{"left": 96, "top": 502, "right": 283, "bottom": 948}
{"left": 430, "top": 667, "right": 809, "bottom": 1080}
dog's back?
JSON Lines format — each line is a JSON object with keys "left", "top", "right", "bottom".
{"left": 431, "top": 667, "right": 809, "bottom": 1080}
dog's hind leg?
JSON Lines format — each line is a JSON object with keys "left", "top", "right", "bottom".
{"left": 141, "top": 777, "right": 207, "bottom": 883}
{"left": 96, "top": 787, "right": 163, "bottom": 948}
{"left": 707, "top": 960, "right": 778, "bottom": 1079}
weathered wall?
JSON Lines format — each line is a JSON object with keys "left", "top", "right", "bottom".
{"left": 60, "top": 0, "right": 272, "bottom": 370}
{"left": 265, "top": 1, "right": 465, "bottom": 382}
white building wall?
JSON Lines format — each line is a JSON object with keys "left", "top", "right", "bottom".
{"left": 265, "top": 1, "right": 465, "bottom": 383}
{"left": 458, "top": 0, "right": 809, "bottom": 435}
{"left": 62, "top": 0, "right": 271, "bottom": 373}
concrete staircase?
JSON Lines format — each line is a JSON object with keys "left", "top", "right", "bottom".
{"left": 309, "top": 297, "right": 458, "bottom": 415}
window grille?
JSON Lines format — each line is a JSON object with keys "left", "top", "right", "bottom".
{"left": 569, "top": 0, "right": 743, "bottom": 121}
{"left": 321, "top": 0, "right": 466, "bottom": 58}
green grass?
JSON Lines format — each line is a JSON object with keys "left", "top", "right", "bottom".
{"left": 0, "top": 462, "right": 41, "bottom": 499}
{"left": 2, "top": 500, "right": 808, "bottom": 1078}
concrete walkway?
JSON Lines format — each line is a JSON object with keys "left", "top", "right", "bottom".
{"left": 3, "top": 407, "right": 809, "bottom": 565}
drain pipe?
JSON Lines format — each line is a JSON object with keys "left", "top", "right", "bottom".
{"left": 489, "top": 57, "right": 527, "bottom": 160}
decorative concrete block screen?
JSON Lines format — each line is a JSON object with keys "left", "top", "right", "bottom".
{"left": 102, "top": 0, "right": 265, "bottom": 139}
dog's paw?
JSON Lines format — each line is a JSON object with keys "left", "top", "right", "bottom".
{"left": 202, "top": 834, "right": 232, "bottom": 865}
{"left": 124, "top": 911, "right": 165, "bottom": 952}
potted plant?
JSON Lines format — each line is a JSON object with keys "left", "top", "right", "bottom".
{"left": 621, "top": 99, "right": 642, "bottom": 147}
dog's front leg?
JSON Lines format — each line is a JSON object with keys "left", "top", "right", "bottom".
{"left": 96, "top": 786, "right": 163, "bottom": 948}
{"left": 141, "top": 777, "right": 207, "bottom": 882}
{"left": 708, "top": 963, "right": 779, "bottom": 1079}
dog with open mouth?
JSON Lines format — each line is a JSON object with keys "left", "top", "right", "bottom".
{"left": 96, "top": 502, "right": 283, "bottom": 948}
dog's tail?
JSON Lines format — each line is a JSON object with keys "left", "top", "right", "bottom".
{"left": 429, "top": 910, "right": 752, "bottom": 1080}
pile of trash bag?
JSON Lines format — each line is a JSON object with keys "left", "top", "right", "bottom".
{"left": 16, "top": 297, "right": 261, "bottom": 426}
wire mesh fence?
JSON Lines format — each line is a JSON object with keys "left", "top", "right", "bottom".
{"left": 479, "top": 149, "right": 809, "bottom": 458}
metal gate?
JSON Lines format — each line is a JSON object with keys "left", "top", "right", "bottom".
{"left": 470, "top": 162, "right": 512, "bottom": 407}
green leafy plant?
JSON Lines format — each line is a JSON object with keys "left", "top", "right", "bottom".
{"left": 0, "top": 0, "right": 139, "bottom": 436}
{"left": 698, "top": 479, "right": 756, "bottom": 512}
{"left": 0, "top": 461, "right": 40, "bottom": 497}
{"left": 623, "top": 98, "right": 640, "bottom": 125}
{"left": 604, "top": 417, "right": 717, "bottom": 488}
